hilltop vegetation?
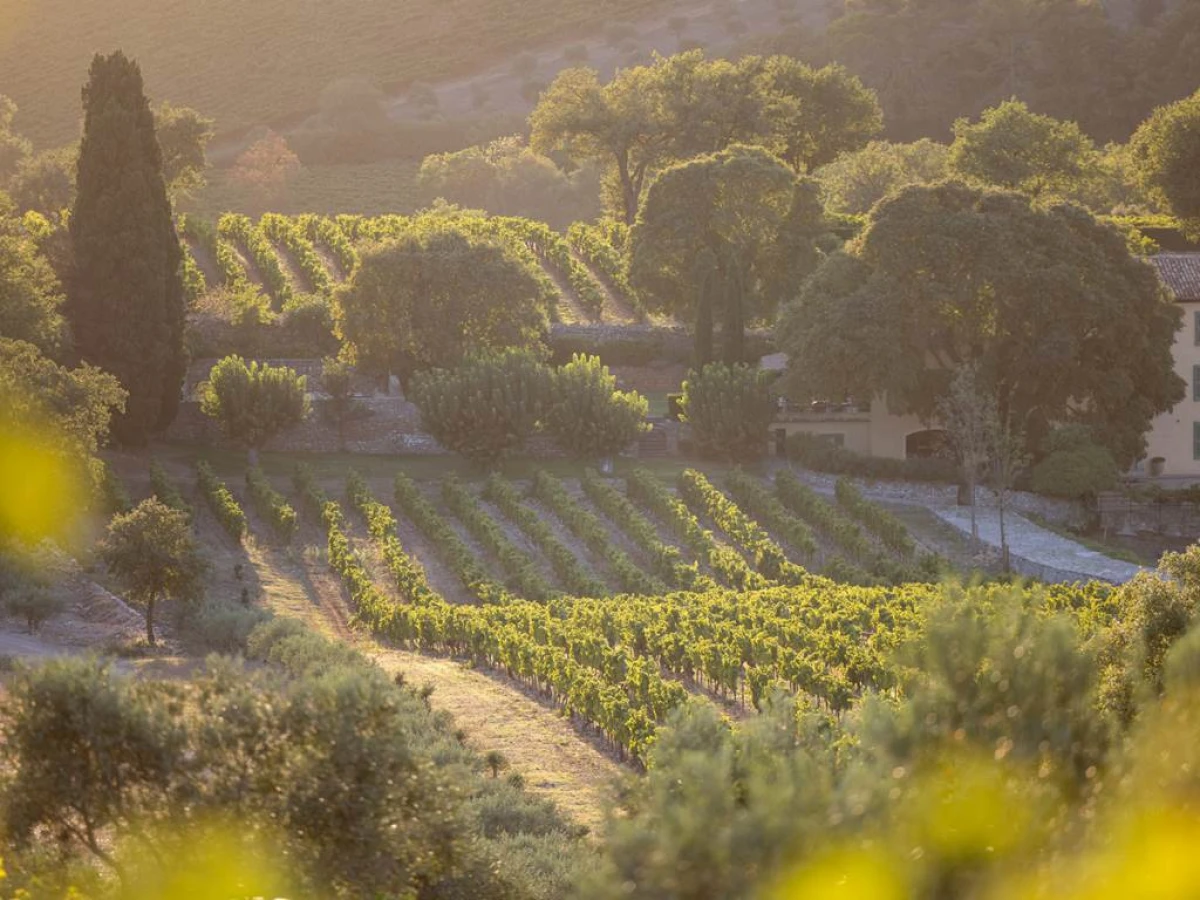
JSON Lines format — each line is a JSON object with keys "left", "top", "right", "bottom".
{"left": 0, "top": 0, "right": 670, "bottom": 145}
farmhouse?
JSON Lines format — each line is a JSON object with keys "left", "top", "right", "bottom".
{"left": 1140, "top": 251, "right": 1200, "bottom": 478}
{"left": 773, "top": 248, "right": 1200, "bottom": 478}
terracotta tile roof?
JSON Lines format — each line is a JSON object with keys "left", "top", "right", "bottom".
{"left": 1153, "top": 253, "right": 1200, "bottom": 303}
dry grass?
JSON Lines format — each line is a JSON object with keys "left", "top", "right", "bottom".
{"left": 186, "top": 160, "right": 425, "bottom": 220}
{"left": 0, "top": 0, "right": 670, "bottom": 146}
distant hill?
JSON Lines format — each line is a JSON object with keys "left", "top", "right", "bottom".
{"left": 0, "top": 0, "right": 673, "bottom": 146}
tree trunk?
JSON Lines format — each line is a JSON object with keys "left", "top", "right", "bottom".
{"left": 968, "top": 480, "right": 978, "bottom": 548}
{"left": 617, "top": 155, "right": 638, "bottom": 226}
{"left": 998, "top": 497, "right": 1010, "bottom": 572}
{"left": 721, "top": 280, "right": 745, "bottom": 365}
{"left": 695, "top": 283, "right": 714, "bottom": 367}
{"left": 146, "top": 595, "right": 156, "bottom": 646}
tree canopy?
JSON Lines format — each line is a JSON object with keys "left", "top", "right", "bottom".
{"left": 154, "top": 102, "right": 214, "bottom": 200}
{"left": 630, "top": 144, "right": 825, "bottom": 365}
{"left": 948, "top": 99, "right": 1100, "bottom": 200}
{"left": 1130, "top": 88, "right": 1200, "bottom": 231}
{"left": 199, "top": 356, "right": 310, "bottom": 457}
{"left": 530, "top": 52, "right": 881, "bottom": 223}
{"left": 101, "top": 498, "right": 204, "bottom": 644}
{"left": 815, "top": 138, "right": 949, "bottom": 215}
{"left": 333, "top": 227, "right": 547, "bottom": 384}
{"left": 778, "top": 181, "right": 1183, "bottom": 466}
{"left": 777, "top": 0, "right": 1199, "bottom": 145}
{"left": 68, "top": 51, "right": 185, "bottom": 445}
{"left": 0, "top": 193, "right": 66, "bottom": 356}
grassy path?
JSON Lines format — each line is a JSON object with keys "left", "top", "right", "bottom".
{"left": 251, "top": 511, "right": 623, "bottom": 835}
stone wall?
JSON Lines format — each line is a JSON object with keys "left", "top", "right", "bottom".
{"left": 165, "top": 397, "right": 444, "bottom": 455}
{"left": 1098, "top": 493, "right": 1200, "bottom": 538}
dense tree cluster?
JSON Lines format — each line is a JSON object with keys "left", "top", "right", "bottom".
{"left": 531, "top": 51, "right": 881, "bottom": 223}
{"left": 333, "top": 224, "right": 548, "bottom": 385}
{"left": 630, "top": 144, "right": 825, "bottom": 364}
{"left": 767, "top": 0, "right": 1200, "bottom": 145}
{"left": 778, "top": 181, "right": 1184, "bottom": 466}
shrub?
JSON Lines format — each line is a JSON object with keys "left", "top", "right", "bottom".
{"left": 1030, "top": 426, "right": 1120, "bottom": 500}
{"left": 545, "top": 354, "right": 648, "bottom": 459}
{"left": 246, "top": 466, "right": 298, "bottom": 541}
{"left": 3, "top": 581, "right": 65, "bottom": 633}
{"left": 411, "top": 349, "right": 552, "bottom": 467}
{"left": 681, "top": 363, "right": 775, "bottom": 461}
{"left": 786, "top": 432, "right": 958, "bottom": 483}
{"left": 199, "top": 356, "right": 310, "bottom": 461}
{"left": 186, "top": 598, "right": 270, "bottom": 654}
{"left": 196, "top": 461, "right": 247, "bottom": 540}
{"left": 280, "top": 292, "right": 338, "bottom": 357}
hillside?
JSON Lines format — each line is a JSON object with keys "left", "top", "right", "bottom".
{"left": 0, "top": 0, "right": 672, "bottom": 146}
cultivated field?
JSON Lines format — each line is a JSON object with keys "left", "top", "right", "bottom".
{"left": 180, "top": 210, "right": 650, "bottom": 325}
{"left": 101, "top": 448, "right": 1115, "bottom": 788}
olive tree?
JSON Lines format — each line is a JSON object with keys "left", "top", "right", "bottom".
{"left": 101, "top": 497, "right": 204, "bottom": 644}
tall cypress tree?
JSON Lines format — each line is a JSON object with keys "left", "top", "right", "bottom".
{"left": 69, "top": 51, "right": 185, "bottom": 445}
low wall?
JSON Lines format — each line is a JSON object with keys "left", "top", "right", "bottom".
{"left": 1098, "top": 492, "right": 1200, "bottom": 538}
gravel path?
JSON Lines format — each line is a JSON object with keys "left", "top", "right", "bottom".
{"left": 778, "top": 464, "right": 1148, "bottom": 585}
{"left": 933, "top": 506, "right": 1146, "bottom": 585}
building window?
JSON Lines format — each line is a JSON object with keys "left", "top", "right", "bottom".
{"left": 1194, "top": 365, "right": 1200, "bottom": 402}
{"left": 1194, "top": 310, "right": 1200, "bottom": 345}
{"left": 1194, "top": 423, "right": 1200, "bottom": 460}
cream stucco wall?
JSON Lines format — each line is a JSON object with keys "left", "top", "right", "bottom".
{"left": 774, "top": 401, "right": 932, "bottom": 459}
{"left": 1141, "top": 299, "right": 1200, "bottom": 477}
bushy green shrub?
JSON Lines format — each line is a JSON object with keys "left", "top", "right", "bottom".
{"left": 1030, "top": 426, "right": 1120, "bottom": 500}
{"left": 196, "top": 461, "right": 247, "bottom": 540}
{"left": 681, "top": 363, "right": 774, "bottom": 461}
{"left": 3, "top": 579, "right": 65, "bottom": 633}
{"left": 545, "top": 354, "right": 648, "bottom": 459}
{"left": 411, "top": 349, "right": 552, "bottom": 466}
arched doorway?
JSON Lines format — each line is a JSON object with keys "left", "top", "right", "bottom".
{"left": 905, "top": 429, "right": 949, "bottom": 459}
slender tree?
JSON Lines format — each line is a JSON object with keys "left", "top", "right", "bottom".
{"left": 69, "top": 51, "right": 185, "bottom": 445}
{"left": 937, "top": 364, "right": 991, "bottom": 548}
{"left": 102, "top": 498, "right": 204, "bottom": 644}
